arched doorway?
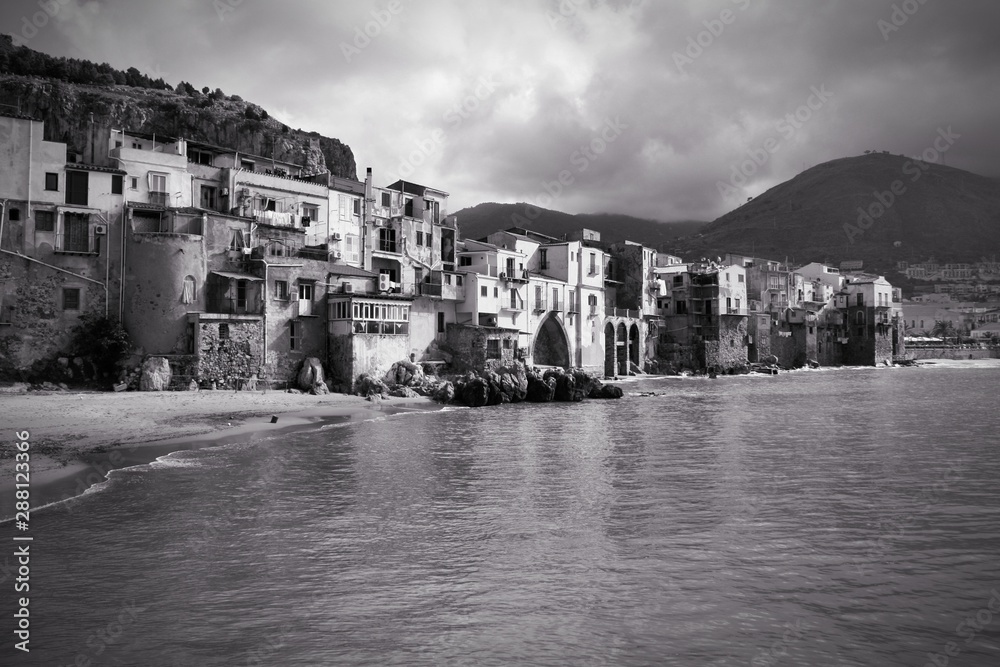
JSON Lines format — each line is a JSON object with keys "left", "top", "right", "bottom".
{"left": 616, "top": 322, "right": 628, "bottom": 376}
{"left": 604, "top": 322, "right": 616, "bottom": 377}
{"left": 629, "top": 323, "right": 640, "bottom": 369}
{"left": 534, "top": 314, "right": 570, "bottom": 367}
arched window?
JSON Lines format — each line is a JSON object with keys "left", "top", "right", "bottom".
{"left": 181, "top": 276, "right": 196, "bottom": 304}
{"left": 856, "top": 311, "right": 865, "bottom": 325}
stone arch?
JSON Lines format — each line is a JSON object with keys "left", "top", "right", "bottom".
{"left": 534, "top": 313, "right": 570, "bottom": 367}
{"left": 616, "top": 322, "right": 628, "bottom": 375}
{"left": 629, "top": 323, "right": 640, "bottom": 368}
{"left": 604, "top": 322, "right": 616, "bottom": 377}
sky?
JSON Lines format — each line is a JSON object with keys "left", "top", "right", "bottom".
{"left": 2, "top": 0, "right": 1000, "bottom": 222}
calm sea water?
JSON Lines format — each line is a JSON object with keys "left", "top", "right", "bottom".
{"left": 6, "top": 365, "right": 1000, "bottom": 666}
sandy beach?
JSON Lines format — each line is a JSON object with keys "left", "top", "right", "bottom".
{"left": 1, "top": 389, "right": 437, "bottom": 505}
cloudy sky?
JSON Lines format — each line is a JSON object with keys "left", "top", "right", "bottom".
{"left": 3, "top": 0, "right": 999, "bottom": 222}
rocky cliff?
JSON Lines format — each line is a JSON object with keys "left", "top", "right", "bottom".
{"left": 0, "top": 52, "right": 356, "bottom": 179}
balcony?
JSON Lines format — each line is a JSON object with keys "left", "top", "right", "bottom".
{"left": 500, "top": 270, "right": 530, "bottom": 283}
{"left": 376, "top": 239, "right": 399, "bottom": 254}
{"left": 206, "top": 297, "right": 262, "bottom": 316}
{"left": 502, "top": 293, "right": 526, "bottom": 312}
{"left": 533, "top": 298, "right": 547, "bottom": 312}
{"left": 149, "top": 191, "right": 170, "bottom": 207}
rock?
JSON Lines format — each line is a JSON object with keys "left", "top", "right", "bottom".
{"left": 458, "top": 376, "right": 490, "bottom": 407}
{"left": 310, "top": 381, "right": 329, "bottom": 395}
{"left": 286, "top": 388, "right": 303, "bottom": 394}
{"left": 389, "top": 386, "right": 419, "bottom": 398}
{"left": 808, "top": 359, "right": 820, "bottom": 369}
{"left": 593, "top": 384, "right": 624, "bottom": 399}
{"left": 57, "top": 357, "right": 70, "bottom": 368}
{"left": 433, "top": 381, "right": 455, "bottom": 404}
{"left": 383, "top": 360, "right": 425, "bottom": 388}
{"left": 113, "top": 382, "right": 128, "bottom": 392}
{"left": 526, "top": 374, "right": 557, "bottom": 402}
{"left": 139, "top": 357, "right": 171, "bottom": 391}
{"left": 58, "top": 382, "right": 69, "bottom": 390}
{"left": 355, "top": 374, "right": 389, "bottom": 397}
{"left": 0, "top": 383, "right": 29, "bottom": 394}
{"left": 553, "top": 373, "right": 577, "bottom": 401}
{"left": 187, "top": 379, "right": 199, "bottom": 391}
{"left": 298, "top": 357, "right": 324, "bottom": 390}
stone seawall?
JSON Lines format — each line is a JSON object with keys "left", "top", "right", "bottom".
{"left": 907, "top": 348, "right": 1000, "bottom": 360}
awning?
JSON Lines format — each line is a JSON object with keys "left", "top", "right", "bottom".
{"left": 211, "top": 270, "right": 263, "bottom": 281}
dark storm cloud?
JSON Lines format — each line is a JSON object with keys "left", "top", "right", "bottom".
{"left": 2, "top": 0, "right": 997, "bottom": 221}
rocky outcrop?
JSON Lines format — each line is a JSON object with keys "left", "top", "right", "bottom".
{"left": 526, "top": 371, "right": 557, "bottom": 403}
{"left": 591, "top": 384, "right": 624, "bottom": 399}
{"left": 309, "top": 381, "right": 329, "bottom": 395}
{"left": 389, "top": 386, "right": 419, "bottom": 399}
{"left": 433, "top": 381, "right": 455, "bottom": 404}
{"left": 298, "top": 358, "right": 324, "bottom": 390}
{"left": 355, "top": 374, "right": 389, "bottom": 398}
{"left": 139, "top": 357, "right": 171, "bottom": 391}
{"left": 383, "top": 360, "right": 424, "bottom": 388}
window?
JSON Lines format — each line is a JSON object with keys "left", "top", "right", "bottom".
{"left": 437, "top": 312, "right": 446, "bottom": 334}
{"left": 236, "top": 280, "right": 248, "bottom": 310}
{"left": 45, "top": 173, "right": 58, "bottom": 191}
{"left": 241, "top": 160, "right": 255, "bottom": 171}
{"left": 301, "top": 204, "right": 318, "bottom": 225}
{"left": 503, "top": 338, "right": 512, "bottom": 349}
{"left": 181, "top": 276, "right": 195, "bottom": 304}
{"left": 8, "top": 208, "right": 19, "bottom": 221}
{"left": 735, "top": 298, "right": 741, "bottom": 311}
{"left": 274, "top": 280, "right": 289, "bottom": 300}
{"left": 481, "top": 285, "right": 488, "bottom": 297}
{"left": 298, "top": 282, "right": 314, "bottom": 301}
{"left": 589, "top": 253, "right": 597, "bottom": 276}
{"left": 416, "top": 231, "right": 424, "bottom": 247}
{"left": 35, "top": 210, "right": 54, "bottom": 232}
{"left": 738, "top": 274, "right": 745, "bottom": 283}
{"left": 66, "top": 170, "right": 89, "bottom": 206}
{"left": 200, "top": 185, "right": 217, "bottom": 210}
{"left": 676, "top": 301, "right": 687, "bottom": 315}
{"left": 460, "top": 256, "right": 472, "bottom": 267}
{"left": 353, "top": 199, "right": 361, "bottom": 216}
{"left": 61, "top": 213, "right": 91, "bottom": 252}
{"left": 856, "top": 293, "right": 864, "bottom": 306}
{"left": 487, "top": 339, "right": 501, "bottom": 359}
{"left": 62, "top": 287, "right": 80, "bottom": 311}
{"left": 290, "top": 321, "right": 300, "bottom": 350}
{"left": 456, "top": 276, "right": 463, "bottom": 286}
{"left": 494, "top": 287, "right": 499, "bottom": 298}
{"left": 268, "top": 241, "right": 285, "bottom": 257}
{"left": 727, "top": 297, "right": 732, "bottom": 310}
{"left": 130, "top": 177, "right": 138, "bottom": 190}
{"left": 111, "top": 175, "right": 123, "bottom": 195}
{"left": 539, "top": 249, "right": 548, "bottom": 270}
{"left": 381, "top": 192, "right": 391, "bottom": 207}
{"left": 132, "top": 141, "right": 142, "bottom": 150}
{"left": 149, "top": 172, "right": 167, "bottom": 193}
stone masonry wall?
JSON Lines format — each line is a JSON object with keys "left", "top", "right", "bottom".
{"left": 197, "top": 320, "right": 264, "bottom": 388}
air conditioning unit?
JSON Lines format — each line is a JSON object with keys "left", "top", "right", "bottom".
{"left": 240, "top": 188, "right": 251, "bottom": 198}
{"left": 331, "top": 232, "right": 342, "bottom": 241}
{"left": 379, "top": 274, "right": 391, "bottom": 292}
{"left": 332, "top": 250, "right": 342, "bottom": 259}
{"left": 242, "top": 247, "right": 252, "bottom": 256}
{"left": 342, "top": 283, "right": 354, "bottom": 294}
{"left": 499, "top": 272, "right": 507, "bottom": 280}
{"left": 374, "top": 219, "right": 385, "bottom": 227}
{"left": 94, "top": 224, "right": 108, "bottom": 235}
{"left": 221, "top": 187, "right": 230, "bottom": 196}
{"left": 301, "top": 216, "right": 311, "bottom": 227}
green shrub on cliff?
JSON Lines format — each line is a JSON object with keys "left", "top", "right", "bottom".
{"left": 71, "top": 314, "right": 132, "bottom": 380}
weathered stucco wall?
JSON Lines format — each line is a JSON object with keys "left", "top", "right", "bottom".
{"left": 446, "top": 324, "right": 518, "bottom": 371}
{"left": 124, "top": 233, "right": 206, "bottom": 355}
{"left": 328, "top": 332, "right": 410, "bottom": 387}
{"left": 0, "top": 258, "right": 106, "bottom": 374}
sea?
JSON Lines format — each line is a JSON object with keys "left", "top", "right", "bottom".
{"left": 4, "top": 362, "right": 1000, "bottom": 666}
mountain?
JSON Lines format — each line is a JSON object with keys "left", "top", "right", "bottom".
{"left": 673, "top": 154, "right": 1000, "bottom": 273}
{"left": 0, "top": 34, "right": 356, "bottom": 179}
{"left": 454, "top": 202, "right": 707, "bottom": 247}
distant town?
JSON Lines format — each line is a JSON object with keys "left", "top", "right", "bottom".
{"left": 4, "top": 113, "right": 994, "bottom": 391}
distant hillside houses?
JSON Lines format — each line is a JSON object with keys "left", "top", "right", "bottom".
{"left": 0, "top": 113, "right": 908, "bottom": 386}
{"left": 897, "top": 259, "right": 1000, "bottom": 282}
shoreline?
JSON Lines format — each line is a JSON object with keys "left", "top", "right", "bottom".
{"left": 0, "top": 389, "right": 441, "bottom": 519}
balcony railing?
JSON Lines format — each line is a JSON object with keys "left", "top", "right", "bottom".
{"left": 206, "top": 298, "right": 263, "bottom": 316}
{"left": 54, "top": 233, "right": 96, "bottom": 254}
{"left": 503, "top": 294, "right": 525, "bottom": 311}
{"left": 149, "top": 191, "right": 170, "bottom": 207}
{"left": 377, "top": 240, "right": 399, "bottom": 254}
{"left": 533, "top": 298, "right": 547, "bottom": 312}
{"left": 551, "top": 298, "right": 562, "bottom": 311}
